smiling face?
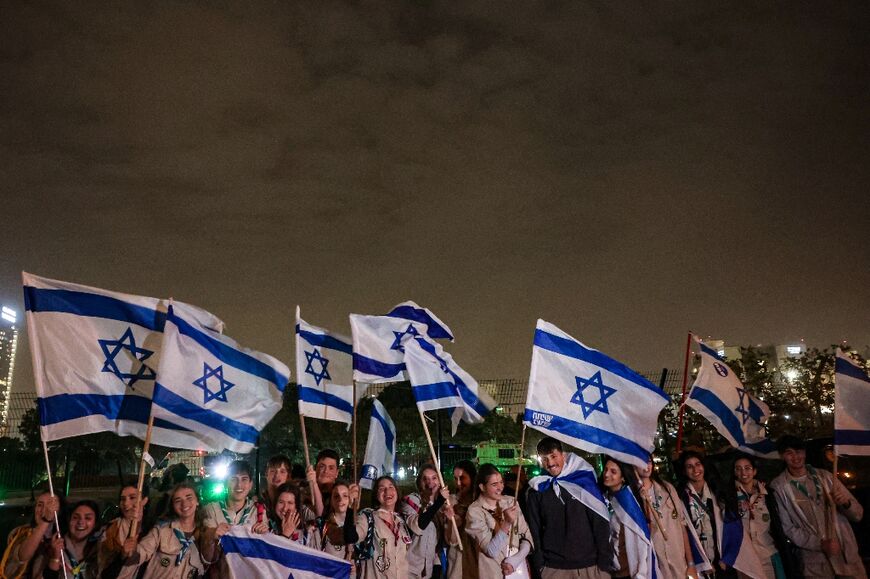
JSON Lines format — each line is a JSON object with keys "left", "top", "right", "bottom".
{"left": 375, "top": 479, "right": 398, "bottom": 511}
{"left": 119, "top": 486, "right": 147, "bottom": 520}
{"left": 267, "top": 464, "right": 289, "bottom": 489}
{"left": 316, "top": 458, "right": 339, "bottom": 487}
{"left": 635, "top": 457, "right": 654, "bottom": 480}
{"left": 540, "top": 449, "right": 566, "bottom": 477}
{"left": 454, "top": 468, "right": 472, "bottom": 497}
{"left": 683, "top": 456, "right": 705, "bottom": 485}
{"left": 602, "top": 460, "right": 624, "bottom": 492}
{"left": 33, "top": 492, "right": 52, "bottom": 522}
{"left": 275, "top": 491, "right": 297, "bottom": 520}
{"left": 419, "top": 468, "right": 440, "bottom": 495}
{"left": 68, "top": 505, "right": 97, "bottom": 541}
{"left": 229, "top": 473, "right": 252, "bottom": 503}
{"left": 172, "top": 488, "right": 198, "bottom": 521}
{"left": 734, "top": 458, "right": 756, "bottom": 486}
{"left": 781, "top": 447, "right": 806, "bottom": 475}
{"left": 330, "top": 484, "right": 350, "bottom": 515}
{"left": 479, "top": 472, "right": 504, "bottom": 502}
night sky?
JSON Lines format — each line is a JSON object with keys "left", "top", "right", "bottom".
{"left": 2, "top": 2, "right": 869, "bottom": 394}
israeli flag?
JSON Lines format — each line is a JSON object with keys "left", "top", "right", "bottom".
{"left": 719, "top": 514, "right": 766, "bottom": 579}
{"left": 22, "top": 272, "right": 222, "bottom": 447}
{"left": 222, "top": 526, "right": 351, "bottom": 579}
{"left": 686, "top": 337, "right": 776, "bottom": 457}
{"left": 834, "top": 350, "right": 870, "bottom": 456}
{"left": 528, "top": 452, "right": 609, "bottom": 520}
{"left": 524, "top": 319, "right": 670, "bottom": 468}
{"left": 151, "top": 305, "right": 289, "bottom": 453}
{"left": 349, "top": 301, "right": 453, "bottom": 383}
{"left": 359, "top": 398, "right": 397, "bottom": 490}
{"left": 610, "top": 486, "right": 661, "bottom": 579}
{"left": 296, "top": 308, "right": 357, "bottom": 427}
{"left": 403, "top": 336, "right": 496, "bottom": 435}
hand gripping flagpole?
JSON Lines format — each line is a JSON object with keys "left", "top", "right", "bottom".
{"left": 417, "top": 408, "right": 463, "bottom": 551}
{"left": 675, "top": 331, "right": 693, "bottom": 455}
{"left": 130, "top": 413, "right": 155, "bottom": 540}
{"left": 41, "top": 440, "right": 70, "bottom": 579}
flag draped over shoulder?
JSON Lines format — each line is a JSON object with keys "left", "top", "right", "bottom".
{"left": 359, "top": 398, "right": 397, "bottom": 490}
{"left": 610, "top": 486, "right": 661, "bottom": 579}
{"left": 686, "top": 337, "right": 776, "bottom": 457}
{"left": 403, "top": 336, "right": 495, "bottom": 434}
{"left": 151, "top": 305, "right": 289, "bottom": 453}
{"left": 296, "top": 308, "right": 356, "bottom": 426}
{"left": 349, "top": 301, "right": 453, "bottom": 383}
{"left": 528, "top": 452, "right": 609, "bottom": 520}
{"left": 23, "top": 272, "right": 222, "bottom": 447}
{"left": 834, "top": 350, "right": 870, "bottom": 456}
{"left": 524, "top": 320, "right": 670, "bottom": 468}
{"left": 221, "top": 526, "right": 351, "bottom": 579}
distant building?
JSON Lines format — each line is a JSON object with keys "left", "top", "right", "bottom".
{"left": 0, "top": 306, "right": 20, "bottom": 437}
{"left": 704, "top": 339, "right": 806, "bottom": 379}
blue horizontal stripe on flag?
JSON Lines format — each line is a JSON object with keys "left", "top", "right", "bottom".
{"left": 353, "top": 353, "right": 404, "bottom": 379}
{"left": 836, "top": 357, "right": 870, "bottom": 383}
{"left": 835, "top": 429, "right": 870, "bottom": 445}
{"left": 298, "top": 386, "right": 353, "bottom": 415}
{"left": 296, "top": 326, "right": 353, "bottom": 355}
{"left": 533, "top": 329, "right": 668, "bottom": 401}
{"left": 221, "top": 535, "right": 350, "bottom": 578}
{"left": 688, "top": 387, "right": 776, "bottom": 455}
{"left": 412, "top": 382, "right": 458, "bottom": 404}
{"left": 615, "top": 486, "right": 651, "bottom": 541}
{"left": 371, "top": 403, "right": 395, "bottom": 456}
{"left": 386, "top": 304, "right": 453, "bottom": 340}
{"left": 698, "top": 342, "right": 723, "bottom": 361}
{"left": 411, "top": 337, "right": 490, "bottom": 418}
{"left": 170, "top": 311, "right": 287, "bottom": 391}
{"left": 719, "top": 517, "right": 744, "bottom": 568}
{"left": 152, "top": 383, "right": 259, "bottom": 444}
{"left": 522, "top": 408, "right": 651, "bottom": 464}
{"left": 24, "top": 287, "right": 164, "bottom": 331}
{"left": 37, "top": 393, "right": 189, "bottom": 431}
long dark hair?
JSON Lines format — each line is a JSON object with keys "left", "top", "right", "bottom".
{"left": 676, "top": 450, "right": 723, "bottom": 499}
{"left": 370, "top": 476, "right": 401, "bottom": 512}
{"left": 474, "top": 463, "right": 502, "bottom": 500}
{"left": 721, "top": 454, "right": 760, "bottom": 518}
{"left": 599, "top": 456, "right": 642, "bottom": 504}
{"left": 272, "top": 482, "right": 304, "bottom": 530}
{"left": 66, "top": 500, "right": 102, "bottom": 564}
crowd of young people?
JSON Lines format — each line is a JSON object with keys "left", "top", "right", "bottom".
{"left": 2, "top": 437, "right": 865, "bottom": 579}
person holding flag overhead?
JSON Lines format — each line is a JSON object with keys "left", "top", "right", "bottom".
{"left": 527, "top": 437, "right": 612, "bottom": 578}
{"left": 770, "top": 435, "right": 865, "bottom": 579}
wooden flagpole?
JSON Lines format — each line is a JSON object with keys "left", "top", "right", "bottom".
{"left": 299, "top": 413, "right": 318, "bottom": 506}
{"left": 509, "top": 424, "right": 528, "bottom": 552}
{"left": 417, "top": 408, "right": 462, "bottom": 550}
{"left": 130, "top": 413, "right": 154, "bottom": 540}
{"left": 41, "top": 441, "right": 70, "bottom": 579}
{"left": 352, "top": 382, "right": 359, "bottom": 510}
{"left": 675, "top": 331, "right": 693, "bottom": 454}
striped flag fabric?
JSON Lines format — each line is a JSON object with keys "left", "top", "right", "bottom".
{"left": 222, "top": 526, "right": 351, "bottom": 579}
{"left": 295, "top": 308, "right": 357, "bottom": 426}
{"left": 150, "top": 305, "right": 289, "bottom": 453}
{"left": 524, "top": 319, "right": 670, "bottom": 468}
{"left": 359, "top": 398, "right": 397, "bottom": 490}
{"left": 610, "top": 485, "right": 661, "bottom": 579}
{"left": 834, "top": 350, "right": 870, "bottom": 456}
{"left": 686, "top": 336, "right": 776, "bottom": 457}
{"left": 23, "top": 272, "right": 222, "bottom": 447}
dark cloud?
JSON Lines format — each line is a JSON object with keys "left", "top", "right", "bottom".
{"left": 2, "top": 1, "right": 868, "bottom": 393}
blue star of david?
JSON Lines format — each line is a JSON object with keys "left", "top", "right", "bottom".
{"left": 390, "top": 323, "right": 420, "bottom": 353}
{"left": 98, "top": 327, "right": 156, "bottom": 389}
{"left": 304, "top": 348, "right": 331, "bottom": 386}
{"left": 570, "top": 371, "right": 617, "bottom": 419}
{"left": 734, "top": 387, "right": 751, "bottom": 424}
{"left": 193, "top": 363, "right": 235, "bottom": 404}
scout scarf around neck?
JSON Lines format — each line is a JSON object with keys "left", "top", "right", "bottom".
{"left": 528, "top": 452, "right": 609, "bottom": 520}
{"left": 789, "top": 465, "right": 823, "bottom": 506}
{"left": 172, "top": 527, "right": 195, "bottom": 566}
{"left": 221, "top": 498, "right": 255, "bottom": 525}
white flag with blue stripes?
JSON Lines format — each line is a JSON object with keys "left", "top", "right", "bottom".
{"left": 349, "top": 301, "right": 453, "bottom": 383}
{"left": 528, "top": 452, "right": 609, "bottom": 520}
{"left": 524, "top": 319, "right": 670, "bottom": 468}
{"left": 610, "top": 485, "right": 661, "bottom": 579}
{"left": 403, "top": 336, "right": 496, "bottom": 435}
{"left": 686, "top": 336, "right": 776, "bottom": 458}
{"left": 296, "top": 308, "right": 356, "bottom": 426}
{"left": 834, "top": 350, "right": 870, "bottom": 456}
{"left": 222, "top": 526, "right": 351, "bottom": 579}
{"left": 359, "top": 398, "right": 397, "bottom": 490}
{"left": 22, "top": 272, "right": 222, "bottom": 446}
{"left": 151, "top": 305, "right": 289, "bottom": 453}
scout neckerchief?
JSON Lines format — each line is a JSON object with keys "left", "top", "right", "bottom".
{"left": 646, "top": 481, "right": 679, "bottom": 521}
{"left": 220, "top": 498, "right": 254, "bottom": 525}
{"left": 171, "top": 527, "right": 195, "bottom": 566}
{"left": 64, "top": 546, "right": 86, "bottom": 579}
{"left": 686, "top": 484, "right": 713, "bottom": 529}
{"left": 789, "top": 465, "right": 824, "bottom": 506}
{"left": 377, "top": 509, "right": 401, "bottom": 547}
{"left": 736, "top": 480, "right": 766, "bottom": 520}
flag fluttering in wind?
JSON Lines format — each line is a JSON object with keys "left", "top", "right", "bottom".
{"left": 23, "top": 272, "right": 222, "bottom": 447}
{"left": 349, "top": 301, "right": 453, "bottom": 383}
{"left": 151, "top": 305, "right": 289, "bottom": 453}
{"left": 834, "top": 349, "right": 870, "bottom": 456}
{"left": 359, "top": 398, "right": 397, "bottom": 490}
{"left": 686, "top": 336, "right": 776, "bottom": 457}
{"left": 222, "top": 527, "right": 351, "bottom": 579}
{"left": 524, "top": 319, "right": 670, "bottom": 468}
{"left": 296, "top": 308, "right": 357, "bottom": 426}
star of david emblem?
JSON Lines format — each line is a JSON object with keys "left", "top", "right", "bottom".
{"left": 193, "top": 363, "right": 235, "bottom": 404}
{"left": 390, "top": 323, "right": 420, "bottom": 353}
{"left": 304, "top": 348, "right": 331, "bottom": 386}
{"left": 98, "top": 327, "right": 156, "bottom": 389}
{"left": 570, "top": 371, "right": 617, "bottom": 419}
{"left": 734, "top": 387, "right": 751, "bottom": 424}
